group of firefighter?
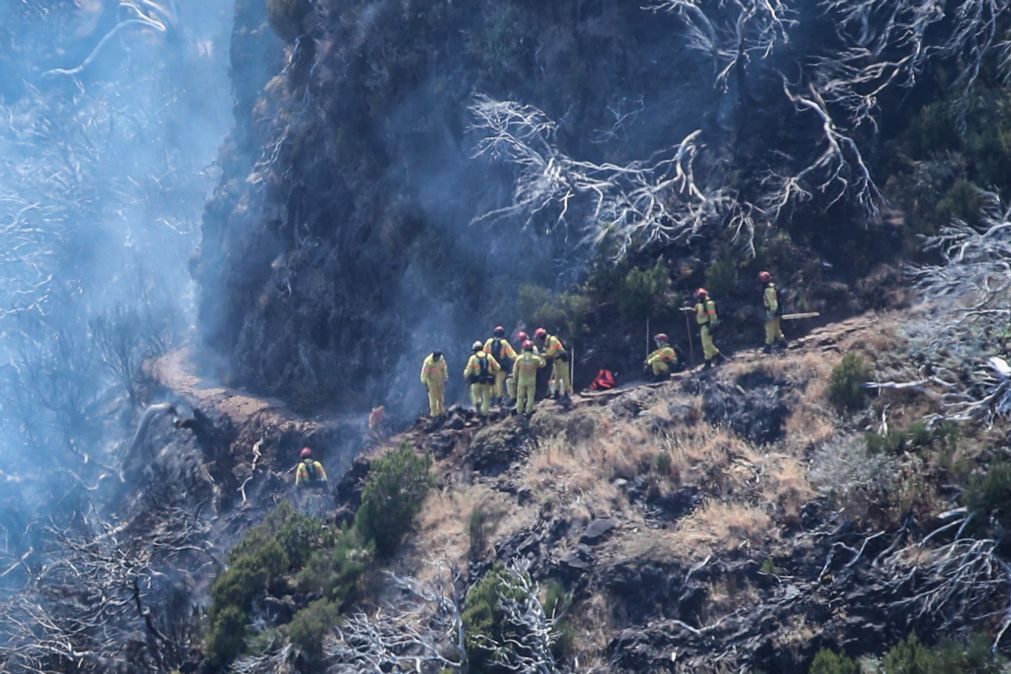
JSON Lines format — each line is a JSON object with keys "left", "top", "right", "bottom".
{"left": 421, "top": 326, "right": 570, "bottom": 419}
{"left": 420, "top": 270, "right": 788, "bottom": 420}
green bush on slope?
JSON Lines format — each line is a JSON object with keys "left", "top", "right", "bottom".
{"left": 354, "top": 442, "right": 434, "bottom": 556}
{"left": 205, "top": 444, "right": 433, "bottom": 666}
{"left": 828, "top": 353, "right": 872, "bottom": 411}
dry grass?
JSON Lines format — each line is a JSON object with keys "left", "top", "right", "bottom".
{"left": 701, "top": 575, "right": 760, "bottom": 624}
{"left": 670, "top": 501, "right": 776, "bottom": 560}
{"left": 757, "top": 453, "right": 815, "bottom": 525}
{"left": 566, "top": 592, "right": 615, "bottom": 672}
{"left": 523, "top": 411, "right": 656, "bottom": 516}
{"left": 657, "top": 424, "right": 761, "bottom": 497}
{"left": 411, "top": 484, "right": 533, "bottom": 581}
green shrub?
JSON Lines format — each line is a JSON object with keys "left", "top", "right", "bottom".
{"left": 865, "top": 428, "right": 909, "bottom": 455}
{"left": 296, "top": 527, "right": 374, "bottom": 603}
{"left": 759, "top": 557, "right": 783, "bottom": 576}
{"left": 462, "top": 564, "right": 529, "bottom": 673}
{"left": 205, "top": 605, "right": 251, "bottom": 667}
{"left": 542, "top": 581, "right": 572, "bottom": 660}
{"left": 267, "top": 0, "right": 310, "bottom": 42}
{"left": 705, "top": 258, "right": 738, "bottom": 299}
{"left": 517, "top": 284, "right": 593, "bottom": 339}
{"left": 288, "top": 598, "right": 339, "bottom": 660}
{"left": 620, "top": 260, "right": 671, "bottom": 319}
{"left": 205, "top": 537, "right": 287, "bottom": 665}
{"left": 354, "top": 443, "right": 434, "bottom": 555}
{"left": 964, "top": 460, "right": 1011, "bottom": 531}
{"left": 469, "top": 506, "right": 489, "bottom": 558}
{"left": 809, "top": 648, "right": 860, "bottom": 674}
{"left": 879, "top": 632, "right": 1007, "bottom": 674}
{"left": 204, "top": 503, "right": 321, "bottom": 666}
{"left": 653, "top": 451, "right": 673, "bottom": 477}
{"left": 828, "top": 353, "right": 872, "bottom": 411}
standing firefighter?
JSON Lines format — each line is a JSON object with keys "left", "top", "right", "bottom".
{"left": 505, "top": 330, "right": 530, "bottom": 403}
{"left": 295, "top": 447, "right": 328, "bottom": 488}
{"left": 484, "top": 325, "right": 517, "bottom": 406}
{"left": 535, "top": 328, "right": 572, "bottom": 402}
{"left": 513, "top": 340, "right": 546, "bottom": 416}
{"left": 420, "top": 351, "right": 449, "bottom": 417}
{"left": 645, "top": 333, "right": 681, "bottom": 380}
{"left": 464, "top": 341, "right": 500, "bottom": 418}
{"left": 760, "top": 271, "right": 787, "bottom": 352}
{"left": 694, "top": 288, "right": 722, "bottom": 368}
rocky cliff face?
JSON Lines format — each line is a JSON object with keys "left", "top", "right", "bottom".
{"left": 193, "top": 1, "right": 786, "bottom": 414}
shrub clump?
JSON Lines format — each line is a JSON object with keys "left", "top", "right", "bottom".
{"left": 288, "top": 598, "right": 340, "bottom": 660}
{"left": 880, "top": 632, "right": 1006, "bottom": 674}
{"left": 619, "top": 259, "right": 671, "bottom": 319}
{"left": 809, "top": 648, "right": 860, "bottom": 674}
{"left": 205, "top": 502, "right": 315, "bottom": 666}
{"left": 964, "top": 460, "right": 1011, "bottom": 533}
{"left": 267, "top": 0, "right": 310, "bottom": 42}
{"left": 462, "top": 564, "right": 530, "bottom": 673}
{"left": 354, "top": 442, "right": 434, "bottom": 555}
{"left": 828, "top": 353, "right": 873, "bottom": 410}
{"left": 205, "top": 443, "right": 433, "bottom": 666}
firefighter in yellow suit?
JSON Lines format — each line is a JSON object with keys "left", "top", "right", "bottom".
{"left": 759, "top": 271, "right": 786, "bottom": 352}
{"left": 484, "top": 325, "right": 517, "bottom": 405}
{"left": 534, "top": 328, "right": 572, "bottom": 401}
{"left": 513, "top": 340, "right": 546, "bottom": 416}
{"left": 420, "top": 351, "right": 449, "bottom": 416}
{"left": 295, "top": 447, "right": 328, "bottom": 488}
{"left": 464, "top": 341, "right": 500, "bottom": 418}
{"left": 694, "top": 288, "right": 722, "bottom": 368}
{"left": 505, "top": 330, "right": 532, "bottom": 402}
{"left": 645, "top": 333, "right": 680, "bottom": 379}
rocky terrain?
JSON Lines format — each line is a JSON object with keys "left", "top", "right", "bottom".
{"left": 75, "top": 309, "right": 1002, "bottom": 673}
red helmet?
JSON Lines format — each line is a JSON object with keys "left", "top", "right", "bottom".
{"left": 516, "top": 330, "right": 529, "bottom": 342}
{"left": 493, "top": 325, "right": 506, "bottom": 337}
{"left": 654, "top": 333, "right": 669, "bottom": 344}
{"left": 758, "top": 271, "right": 772, "bottom": 283}
{"left": 534, "top": 328, "right": 548, "bottom": 340}
{"left": 695, "top": 288, "right": 708, "bottom": 300}
{"left": 300, "top": 447, "right": 312, "bottom": 459}
{"left": 522, "top": 340, "right": 534, "bottom": 351}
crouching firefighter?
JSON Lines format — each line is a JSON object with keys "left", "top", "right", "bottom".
{"left": 420, "top": 351, "right": 449, "bottom": 417}
{"left": 645, "top": 333, "right": 682, "bottom": 380}
{"left": 295, "top": 447, "right": 328, "bottom": 488}
{"left": 465, "top": 341, "right": 500, "bottom": 418}
{"left": 513, "top": 340, "right": 546, "bottom": 417}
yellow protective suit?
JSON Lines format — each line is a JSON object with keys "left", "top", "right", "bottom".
{"left": 420, "top": 353, "right": 449, "bottom": 416}
{"left": 484, "top": 337, "right": 517, "bottom": 400}
{"left": 646, "top": 345, "right": 678, "bottom": 375}
{"left": 763, "top": 283, "right": 786, "bottom": 347}
{"left": 295, "top": 459, "right": 328, "bottom": 487}
{"left": 513, "top": 351, "right": 546, "bottom": 415}
{"left": 695, "top": 298, "right": 721, "bottom": 363}
{"left": 542, "top": 334, "right": 572, "bottom": 396}
{"left": 464, "top": 352, "right": 501, "bottom": 417}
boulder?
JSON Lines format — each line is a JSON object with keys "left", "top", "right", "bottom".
{"left": 580, "top": 518, "right": 617, "bottom": 545}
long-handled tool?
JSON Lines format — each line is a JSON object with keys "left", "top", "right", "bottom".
{"left": 679, "top": 307, "right": 696, "bottom": 366}
{"left": 781, "top": 312, "right": 821, "bottom": 321}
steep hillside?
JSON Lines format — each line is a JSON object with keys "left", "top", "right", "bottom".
{"left": 135, "top": 310, "right": 1009, "bottom": 673}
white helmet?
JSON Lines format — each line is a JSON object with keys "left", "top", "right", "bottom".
{"left": 472, "top": 341, "right": 484, "bottom": 351}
